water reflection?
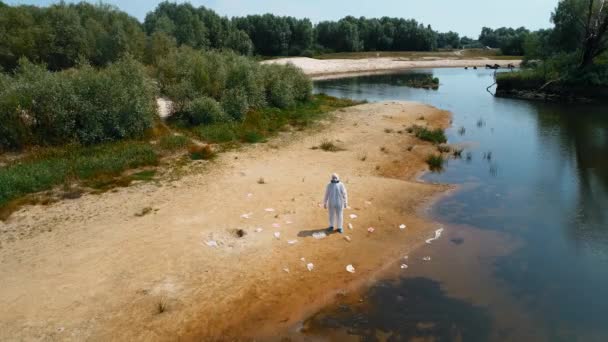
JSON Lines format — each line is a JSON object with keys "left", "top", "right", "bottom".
{"left": 313, "top": 69, "right": 608, "bottom": 340}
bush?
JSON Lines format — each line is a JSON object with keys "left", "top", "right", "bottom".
{"left": 426, "top": 154, "right": 445, "bottom": 172}
{"left": 222, "top": 88, "right": 250, "bottom": 121}
{"left": 0, "top": 56, "right": 157, "bottom": 150}
{"left": 184, "top": 96, "right": 228, "bottom": 125}
{"left": 156, "top": 48, "right": 313, "bottom": 121}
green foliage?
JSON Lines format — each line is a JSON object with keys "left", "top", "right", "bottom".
{"left": 0, "top": 56, "right": 157, "bottom": 150}
{"left": 196, "top": 123, "right": 238, "bottom": 143}
{"left": 0, "top": 142, "right": 158, "bottom": 207}
{"left": 409, "top": 125, "right": 447, "bottom": 144}
{"left": 184, "top": 96, "right": 228, "bottom": 125}
{"left": 426, "top": 154, "right": 444, "bottom": 172}
{"left": 478, "top": 27, "right": 529, "bottom": 55}
{"left": 0, "top": 2, "right": 146, "bottom": 71}
{"left": 155, "top": 48, "right": 312, "bottom": 120}
{"left": 158, "top": 134, "right": 189, "bottom": 151}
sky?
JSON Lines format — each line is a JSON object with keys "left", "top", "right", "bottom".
{"left": 10, "top": 0, "right": 558, "bottom": 37}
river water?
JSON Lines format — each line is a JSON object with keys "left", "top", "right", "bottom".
{"left": 306, "top": 69, "right": 608, "bottom": 341}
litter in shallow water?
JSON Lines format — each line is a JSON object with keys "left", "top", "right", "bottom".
{"left": 425, "top": 227, "right": 444, "bottom": 244}
{"left": 307, "top": 263, "right": 314, "bottom": 271}
{"left": 422, "top": 256, "right": 431, "bottom": 261}
{"left": 400, "top": 264, "right": 408, "bottom": 269}
{"left": 346, "top": 264, "right": 356, "bottom": 273}
{"left": 403, "top": 255, "right": 409, "bottom": 260}
{"left": 313, "top": 232, "right": 327, "bottom": 239}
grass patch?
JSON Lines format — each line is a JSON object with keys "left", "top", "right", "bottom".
{"left": 130, "top": 170, "right": 157, "bottom": 182}
{"left": 426, "top": 154, "right": 445, "bottom": 172}
{"left": 241, "top": 130, "right": 266, "bottom": 143}
{"left": 0, "top": 142, "right": 159, "bottom": 210}
{"left": 318, "top": 140, "right": 343, "bottom": 152}
{"left": 159, "top": 135, "right": 189, "bottom": 151}
{"left": 195, "top": 123, "right": 238, "bottom": 143}
{"left": 408, "top": 125, "right": 447, "bottom": 144}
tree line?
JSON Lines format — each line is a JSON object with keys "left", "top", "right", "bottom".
{"left": 0, "top": 0, "right": 535, "bottom": 73}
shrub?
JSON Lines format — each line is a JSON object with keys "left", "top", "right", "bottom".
{"left": 222, "top": 88, "right": 250, "bottom": 121}
{"left": 426, "top": 154, "right": 444, "bottom": 172}
{"left": 184, "top": 96, "right": 228, "bottom": 125}
{"left": 0, "top": 56, "right": 157, "bottom": 150}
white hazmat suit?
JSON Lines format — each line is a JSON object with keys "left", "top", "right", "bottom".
{"left": 323, "top": 173, "right": 348, "bottom": 232}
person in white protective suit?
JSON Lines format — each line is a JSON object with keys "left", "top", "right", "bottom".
{"left": 323, "top": 173, "right": 348, "bottom": 234}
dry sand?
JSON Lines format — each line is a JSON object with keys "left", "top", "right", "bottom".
{"left": 264, "top": 56, "right": 520, "bottom": 79}
{"left": 0, "top": 101, "right": 452, "bottom": 340}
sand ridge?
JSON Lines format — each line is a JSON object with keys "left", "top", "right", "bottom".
{"left": 0, "top": 101, "right": 451, "bottom": 340}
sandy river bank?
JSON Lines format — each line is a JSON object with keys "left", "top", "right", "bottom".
{"left": 263, "top": 57, "right": 521, "bottom": 79}
{"left": 0, "top": 100, "right": 452, "bottom": 340}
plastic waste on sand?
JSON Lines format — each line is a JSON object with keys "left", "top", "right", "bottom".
{"left": 265, "top": 208, "right": 275, "bottom": 212}
{"left": 205, "top": 240, "right": 218, "bottom": 247}
{"left": 425, "top": 227, "right": 444, "bottom": 244}
{"left": 349, "top": 214, "right": 358, "bottom": 219}
{"left": 300, "top": 257, "right": 306, "bottom": 262}
{"left": 399, "top": 224, "right": 406, "bottom": 230}
{"left": 274, "top": 232, "right": 281, "bottom": 239}
{"left": 344, "top": 236, "right": 352, "bottom": 242}
{"left": 283, "top": 268, "right": 290, "bottom": 273}
{"left": 287, "top": 239, "right": 298, "bottom": 245}
{"left": 400, "top": 264, "right": 408, "bottom": 269}
{"left": 367, "top": 227, "right": 375, "bottom": 233}
{"left": 255, "top": 227, "right": 263, "bottom": 233}
{"left": 240, "top": 212, "right": 252, "bottom": 219}
{"left": 348, "top": 223, "right": 353, "bottom": 230}
{"left": 346, "top": 264, "right": 356, "bottom": 273}
{"left": 422, "top": 256, "right": 431, "bottom": 261}
{"left": 307, "top": 263, "right": 314, "bottom": 271}
{"left": 272, "top": 223, "right": 281, "bottom": 228}
{"left": 403, "top": 255, "right": 409, "bottom": 260}
{"left": 312, "top": 232, "right": 327, "bottom": 239}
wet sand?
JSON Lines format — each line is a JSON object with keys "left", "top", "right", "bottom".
{"left": 263, "top": 57, "right": 521, "bottom": 79}
{"left": 0, "top": 101, "right": 452, "bottom": 340}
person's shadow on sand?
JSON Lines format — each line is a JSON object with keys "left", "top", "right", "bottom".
{"left": 297, "top": 228, "right": 339, "bottom": 237}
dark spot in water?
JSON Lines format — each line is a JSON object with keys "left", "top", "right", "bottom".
{"left": 450, "top": 237, "right": 465, "bottom": 245}
{"left": 303, "top": 277, "right": 491, "bottom": 341}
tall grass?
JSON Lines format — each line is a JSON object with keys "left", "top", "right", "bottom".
{"left": 0, "top": 142, "right": 158, "bottom": 208}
